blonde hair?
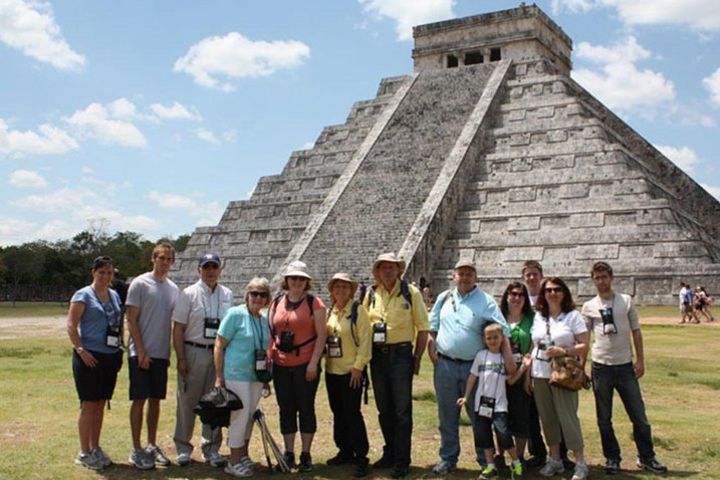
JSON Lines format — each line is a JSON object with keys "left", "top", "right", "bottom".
{"left": 245, "top": 277, "right": 271, "bottom": 306}
{"left": 483, "top": 322, "right": 503, "bottom": 337}
{"left": 152, "top": 242, "right": 175, "bottom": 259}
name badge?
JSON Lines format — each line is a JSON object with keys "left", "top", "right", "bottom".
{"left": 478, "top": 395, "right": 496, "bottom": 418}
{"left": 255, "top": 349, "right": 268, "bottom": 371}
{"left": 535, "top": 337, "right": 554, "bottom": 361}
{"left": 373, "top": 322, "right": 387, "bottom": 345}
{"left": 512, "top": 353, "right": 523, "bottom": 364}
{"left": 106, "top": 324, "right": 121, "bottom": 348}
{"left": 511, "top": 341, "right": 522, "bottom": 364}
{"left": 600, "top": 308, "right": 617, "bottom": 335}
{"left": 204, "top": 317, "right": 220, "bottom": 339}
{"left": 326, "top": 336, "right": 343, "bottom": 358}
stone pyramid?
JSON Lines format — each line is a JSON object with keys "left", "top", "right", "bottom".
{"left": 173, "top": 5, "right": 720, "bottom": 304}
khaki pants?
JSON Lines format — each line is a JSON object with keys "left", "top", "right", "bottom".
{"left": 532, "top": 378, "right": 584, "bottom": 452}
{"left": 173, "top": 344, "right": 221, "bottom": 456}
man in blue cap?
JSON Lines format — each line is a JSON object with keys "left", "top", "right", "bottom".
{"left": 172, "top": 253, "right": 234, "bottom": 467}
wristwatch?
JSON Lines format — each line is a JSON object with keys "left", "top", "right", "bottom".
{"left": 75, "top": 346, "right": 85, "bottom": 354}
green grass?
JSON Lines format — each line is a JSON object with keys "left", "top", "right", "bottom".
{"left": 1, "top": 326, "right": 718, "bottom": 479}
{"left": 0, "top": 301, "right": 67, "bottom": 318}
{"left": 636, "top": 305, "right": 678, "bottom": 318}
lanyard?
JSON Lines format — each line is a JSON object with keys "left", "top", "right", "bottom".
{"left": 201, "top": 286, "right": 220, "bottom": 319}
{"left": 91, "top": 287, "right": 119, "bottom": 327}
{"left": 249, "top": 310, "right": 266, "bottom": 351}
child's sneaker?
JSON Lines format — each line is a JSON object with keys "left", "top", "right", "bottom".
{"left": 511, "top": 461, "right": 524, "bottom": 480}
{"left": 479, "top": 464, "right": 498, "bottom": 479}
{"left": 571, "top": 461, "right": 589, "bottom": 480}
{"left": 539, "top": 458, "right": 565, "bottom": 477}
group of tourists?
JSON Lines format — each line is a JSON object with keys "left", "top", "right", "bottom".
{"left": 677, "top": 282, "right": 715, "bottom": 323}
{"left": 67, "top": 243, "right": 668, "bottom": 480}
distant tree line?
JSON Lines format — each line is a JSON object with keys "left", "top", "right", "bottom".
{"left": 0, "top": 229, "right": 189, "bottom": 303}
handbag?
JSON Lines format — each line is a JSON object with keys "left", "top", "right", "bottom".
{"left": 549, "top": 355, "right": 586, "bottom": 391}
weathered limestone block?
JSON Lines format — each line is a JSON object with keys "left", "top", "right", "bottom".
{"left": 570, "top": 213, "right": 604, "bottom": 228}
{"left": 507, "top": 216, "right": 541, "bottom": 231}
{"left": 575, "top": 244, "right": 619, "bottom": 260}
{"left": 559, "top": 183, "right": 589, "bottom": 199}
{"left": 502, "top": 246, "right": 543, "bottom": 261}
{"left": 509, "top": 186, "right": 536, "bottom": 202}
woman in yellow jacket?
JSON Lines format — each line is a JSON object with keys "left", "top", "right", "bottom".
{"left": 324, "top": 273, "right": 372, "bottom": 477}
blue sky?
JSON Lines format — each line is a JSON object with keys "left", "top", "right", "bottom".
{"left": 1, "top": 0, "right": 719, "bottom": 246}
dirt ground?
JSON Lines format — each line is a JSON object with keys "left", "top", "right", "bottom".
{"left": 0, "top": 314, "right": 717, "bottom": 341}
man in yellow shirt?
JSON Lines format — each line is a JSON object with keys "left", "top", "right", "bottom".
{"left": 363, "top": 253, "right": 429, "bottom": 478}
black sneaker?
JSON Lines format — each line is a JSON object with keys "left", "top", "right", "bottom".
{"left": 298, "top": 452, "right": 313, "bottom": 472}
{"left": 327, "top": 452, "right": 355, "bottom": 466}
{"left": 354, "top": 457, "right": 369, "bottom": 478}
{"left": 637, "top": 457, "right": 668, "bottom": 474}
{"left": 279, "top": 451, "right": 296, "bottom": 471}
{"left": 390, "top": 464, "right": 409, "bottom": 478}
{"left": 525, "top": 456, "right": 546, "bottom": 468}
{"left": 373, "top": 456, "right": 394, "bottom": 469}
{"left": 605, "top": 459, "right": 621, "bottom": 475}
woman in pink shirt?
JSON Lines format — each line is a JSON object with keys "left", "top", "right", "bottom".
{"left": 269, "top": 261, "right": 327, "bottom": 472}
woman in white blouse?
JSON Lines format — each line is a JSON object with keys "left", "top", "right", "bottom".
{"left": 528, "top": 277, "right": 589, "bottom": 480}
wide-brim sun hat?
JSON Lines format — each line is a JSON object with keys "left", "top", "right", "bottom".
{"left": 372, "top": 252, "right": 406, "bottom": 275}
{"left": 283, "top": 260, "right": 312, "bottom": 279}
{"left": 327, "top": 272, "right": 359, "bottom": 296}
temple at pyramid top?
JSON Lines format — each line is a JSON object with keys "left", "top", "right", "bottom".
{"left": 173, "top": 5, "right": 720, "bottom": 304}
{"left": 412, "top": 5, "right": 572, "bottom": 75}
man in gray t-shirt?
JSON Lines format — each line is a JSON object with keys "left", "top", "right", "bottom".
{"left": 581, "top": 261, "right": 667, "bottom": 475}
{"left": 125, "top": 242, "right": 179, "bottom": 470}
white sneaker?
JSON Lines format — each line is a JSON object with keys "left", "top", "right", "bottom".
{"left": 92, "top": 447, "right": 112, "bottom": 468}
{"left": 571, "top": 462, "right": 589, "bottom": 480}
{"left": 239, "top": 456, "right": 257, "bottom": 470}
{"left": 176, "top": 452, "right": 191, "bottom": 466}
{"left": 539, "top": 459, "right": 565, "bottom": 477}
{"left": 75, "top": 451, "right": 104, "bottom": 470}
{"left": 204, "top": 450, "right": 227, "bottom": 468}
{"left": 225, "top": 462, "right": 253, "bottom": 477}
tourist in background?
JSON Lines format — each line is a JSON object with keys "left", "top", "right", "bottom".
{"left": 324, "top": 273, "right": 372, "bottom": 477}
{"left": 529, "top": 277, "right": 589, "bottom": 480}
{"left": 214, "top": 277, "right": 272, "bottom": 477}
{"left": 270, "top": 261, "right": 327, "bottom": 472}
{"left": 67, "top": 255, "right": 124, "bottom": 470}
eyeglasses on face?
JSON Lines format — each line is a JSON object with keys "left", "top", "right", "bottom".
{"left": 249, "top": 291, "right": 269, "bottom": 298}
{"left": 508, "top": 291, "right": 524, "bottom": 298}
{"left": 544, "top": 287, "right": 563, "bottom": 294}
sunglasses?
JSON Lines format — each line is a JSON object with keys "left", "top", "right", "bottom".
{"left": 544, "top": 287, "right": 563, "bottom": 294}
{"left": 508, "top": 291, "right": 525, "bottom": 298}
{"left": 249, "top": 291, "right": 269, "bottom": 298}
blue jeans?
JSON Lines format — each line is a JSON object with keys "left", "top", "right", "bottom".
{"left": 592, "top": 362, "right": 656, "bottom": 462}
{"left": 433, "top": 355, "right": 484, "bottom": 465}
{"left": 371, "top": 343, "right": 414, "bottom": 468}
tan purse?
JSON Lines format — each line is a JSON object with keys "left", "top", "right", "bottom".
{"left": 550, "top": 355, "right": 586, "bottom": 391}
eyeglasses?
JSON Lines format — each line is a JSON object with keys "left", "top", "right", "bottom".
{"left": 544, "top": 287, "right": 563, "bottom": 294}
{"left": 286, "top": 276, "right": 306, "bottom": 281}
{"left": 508, "top": 291, "right": 524, "bottom": 298}
{"left": 249, "top": 291, "right": 269, "bottom": 298}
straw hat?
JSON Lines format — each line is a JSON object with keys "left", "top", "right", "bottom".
{"left": 372, "top": 252, "right": 406, "bottom": 274}
{"left": 327, "top": 272, "right": 359, "bottom": 296}
{"left": 283, "top": 260, "right": 312, "bottom": 279}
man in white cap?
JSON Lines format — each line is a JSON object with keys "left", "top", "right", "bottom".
{"left": 172, "top": 253, "right": 233, "bottom": 467}
{"left": 363, "top": 253, "right": 429, "bottom": 478}
{"left": 427, "top": 259, "right": 509, "bottom": 475}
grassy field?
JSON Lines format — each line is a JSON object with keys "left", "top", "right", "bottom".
{"left": 1, "top": 322, "right": 718, "bottom": 479}
{"left": 0, "top": 301, "right": 67, "bottom": 318}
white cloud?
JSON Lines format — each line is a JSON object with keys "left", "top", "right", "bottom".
{"left": 174, "top": 32, "right": 311, "bottom": 91}
{"left": 196, "top": 128, "right": 220, "bottom": 145}
{"left": 572, "top": 37, "right": 675, "bottom": 115}
{"left": 221, "top": 129, "right": 237, "bottom": 143}
{"left": 8, "top": 169, "right": 47, "bottom": 188}
{"left": 701, "top": 183, "right": 720, "bottom": 200}
{"left": 11, "top": 186, "right": 94, "bottom": 212}
{"left": 0, "top": 0, "right": 85, "bottom": 71}
{"left": 0, "top": 118, "right": 78, "bottom": 156}
{"left": 359, "top": 0, "right": 454, "bottom": 41}
{"left": 147, "top": 190, "right": 224, "bottom": 224}
{"left": 0, "top": 215, "right": 37, "bottom": 246}
{"left": 656, "top": 145, "right": 701, "bottom": 174}
{"left": 552, "top": 0, "right": 720, "bottom": 31}
{"left": 703, "top": 68, "right": 720, "bottom": 107}
{"left": 149, "top": 102, "right": 201, "bottom": 121}
{"left": 63, "top": 101, "right": 148, "bottom": 147}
